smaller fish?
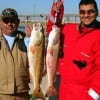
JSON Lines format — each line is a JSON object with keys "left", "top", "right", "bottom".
{"left": 46, "top": 25, "right": 60, "bottom": 96}
{"left": 28, "top": 23, "right": 45, "bottom": 99}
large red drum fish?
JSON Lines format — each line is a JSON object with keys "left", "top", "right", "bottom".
{"left": 46, "top": 25, "right": 60, "bottom": 96}
{"left": 28, "top": 23, "right": 45, "bottom": 99}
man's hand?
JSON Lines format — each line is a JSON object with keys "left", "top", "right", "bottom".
{"left": 25, "top": 24, "right": 33, "bottom": 37}
{"left": 52, "top": 0, "right": 64, "bottom": 13}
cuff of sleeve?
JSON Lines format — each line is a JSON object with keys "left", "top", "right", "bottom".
{"left": 88, "top": 88, "right": 100, "bottom": 100}
{"left": 24, "top": 37, "right": 30, "bottom": 48}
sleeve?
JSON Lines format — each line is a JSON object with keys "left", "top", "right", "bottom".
{"left": 88, "top": 40, "right": 100, "bottom": 100}
{"left": 24, "top": 37, "right": 30, "bottom": 48}
{"left": 46, "top": 0, "right": 64, "bottom": 34}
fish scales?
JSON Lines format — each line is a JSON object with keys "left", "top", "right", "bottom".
{"left": 28, "top": 23, "right": 45, "bottom": 99}
{"left": 46, "top": 25, "right": 60, "bottom": 96}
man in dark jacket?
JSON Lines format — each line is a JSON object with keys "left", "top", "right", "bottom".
{"left": 0, "top": 8, "right": 30, "bottom": 100}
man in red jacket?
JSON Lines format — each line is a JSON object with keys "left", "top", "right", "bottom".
{"left": 46, "top": 0, "right": 100, "bottom": 100}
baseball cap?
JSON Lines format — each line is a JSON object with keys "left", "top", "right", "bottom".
{"left": 0, "top": 8, "right": 18, "bottom": 19}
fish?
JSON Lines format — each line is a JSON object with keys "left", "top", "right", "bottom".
{"left": 46, "top": 25, "right": 60, "bottom": 96}
{"left": 28, "top": 23, "right": 45, "bottom": 99}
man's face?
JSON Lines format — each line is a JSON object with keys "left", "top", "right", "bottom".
{"left": 79, "top": 4, "right": 97, "bottom": 27}
{"left": 0, "top": 18, "right": 19, "bottom": 35}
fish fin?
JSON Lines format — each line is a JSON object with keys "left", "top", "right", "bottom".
{"left": 32, "top": 87, "right": 45, "bottom": 99}
{"left": 29, "top": 46, "right": 35, "bottom": 54}
{"left": 46, "top": 86, "right": 58, "bottom": 97}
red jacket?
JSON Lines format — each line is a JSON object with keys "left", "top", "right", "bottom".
{"left": 58, "top": 23, "right": 100, "bottom": 100}
{"left": 46, "top": 1, "right": 64, "bottom": 34}
{"left": 46, "top": 0, "right": 100, "bottom": 99}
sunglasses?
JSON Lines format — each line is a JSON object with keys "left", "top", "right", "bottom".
{"left": 79, "top": 9, "right": 96, "bottom": 15}
{"left": 2, "top": 18, "right": 17, "bottom": 24}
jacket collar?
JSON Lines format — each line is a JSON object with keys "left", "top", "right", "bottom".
{"left": 0, "top": 30, "right": 25, "bottom": 40}
{"left": 78, "top": 20, "right": 100, "bottom": 34}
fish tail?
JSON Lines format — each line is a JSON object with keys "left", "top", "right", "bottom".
{"left": 32, "top": 87, "right": 45, "bottom": 100}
